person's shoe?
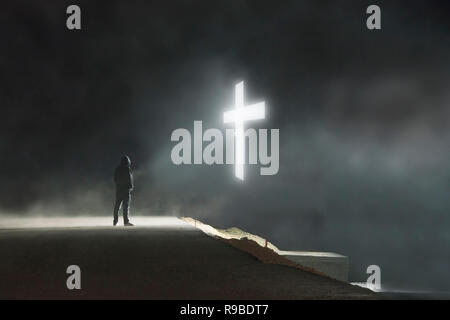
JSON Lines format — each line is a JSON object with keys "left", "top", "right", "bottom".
{"left": 124, "top": 222, "right": 134, "bottom": 226}
{"left": 113, "top": 221, "right": 118, "bottom": 226}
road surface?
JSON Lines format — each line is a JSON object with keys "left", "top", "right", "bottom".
{"left": 0, "top": 217, "right": 377, "bottom": 299}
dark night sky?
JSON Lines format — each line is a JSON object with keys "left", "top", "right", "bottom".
{"left": 1, "top": 0, "right": 450, "bottom": 290}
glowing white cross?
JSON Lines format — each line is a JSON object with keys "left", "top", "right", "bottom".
{"left": 224, "top": 82, "right": 265, "bottom": 180}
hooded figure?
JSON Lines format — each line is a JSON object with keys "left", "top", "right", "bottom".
{"left": 113, "top": 155, "right": 134, "bottom": 226}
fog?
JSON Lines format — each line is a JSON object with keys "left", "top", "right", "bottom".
{"left": 1, "top": 0, "right": 450, "bottom": 291}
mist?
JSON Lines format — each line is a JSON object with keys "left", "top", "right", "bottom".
{"left": 1, "top": 0, "right": 450, "bottom": 291}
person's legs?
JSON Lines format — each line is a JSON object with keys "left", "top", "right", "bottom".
{"left": 122, "top": 191, "right": 131, "bottom": 224}
{"left": 113, "top": 192, "right": 123, "bottom": 225}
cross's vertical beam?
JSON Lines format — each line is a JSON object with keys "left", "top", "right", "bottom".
{"left": 224, "top": 81, "right": 265, "bottom": 181}
{"left": 235, "top": 82, "right": 245, "bottom": 180}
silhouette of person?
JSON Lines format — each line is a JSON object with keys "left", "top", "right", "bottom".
{"left": 113, "top": 155, "right": 134, "bottom": 226}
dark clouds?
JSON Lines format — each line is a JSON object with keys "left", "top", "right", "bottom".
{"left": 1, "top": 0, "right": 450, "bottom": 290}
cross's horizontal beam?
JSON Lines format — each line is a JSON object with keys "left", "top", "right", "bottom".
{"left": 224, "top": 102, "right": 265, "bottom": 124}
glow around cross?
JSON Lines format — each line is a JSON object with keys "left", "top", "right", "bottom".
{"left": 170, "top": 82, "right": 279, "bottom": 180}
{"left": 224, "top": 82, "right": 266, "bottom": 180}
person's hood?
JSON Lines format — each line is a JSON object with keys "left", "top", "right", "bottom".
{"left": 120, "top": 155, "right": 131, "bottom": 167}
